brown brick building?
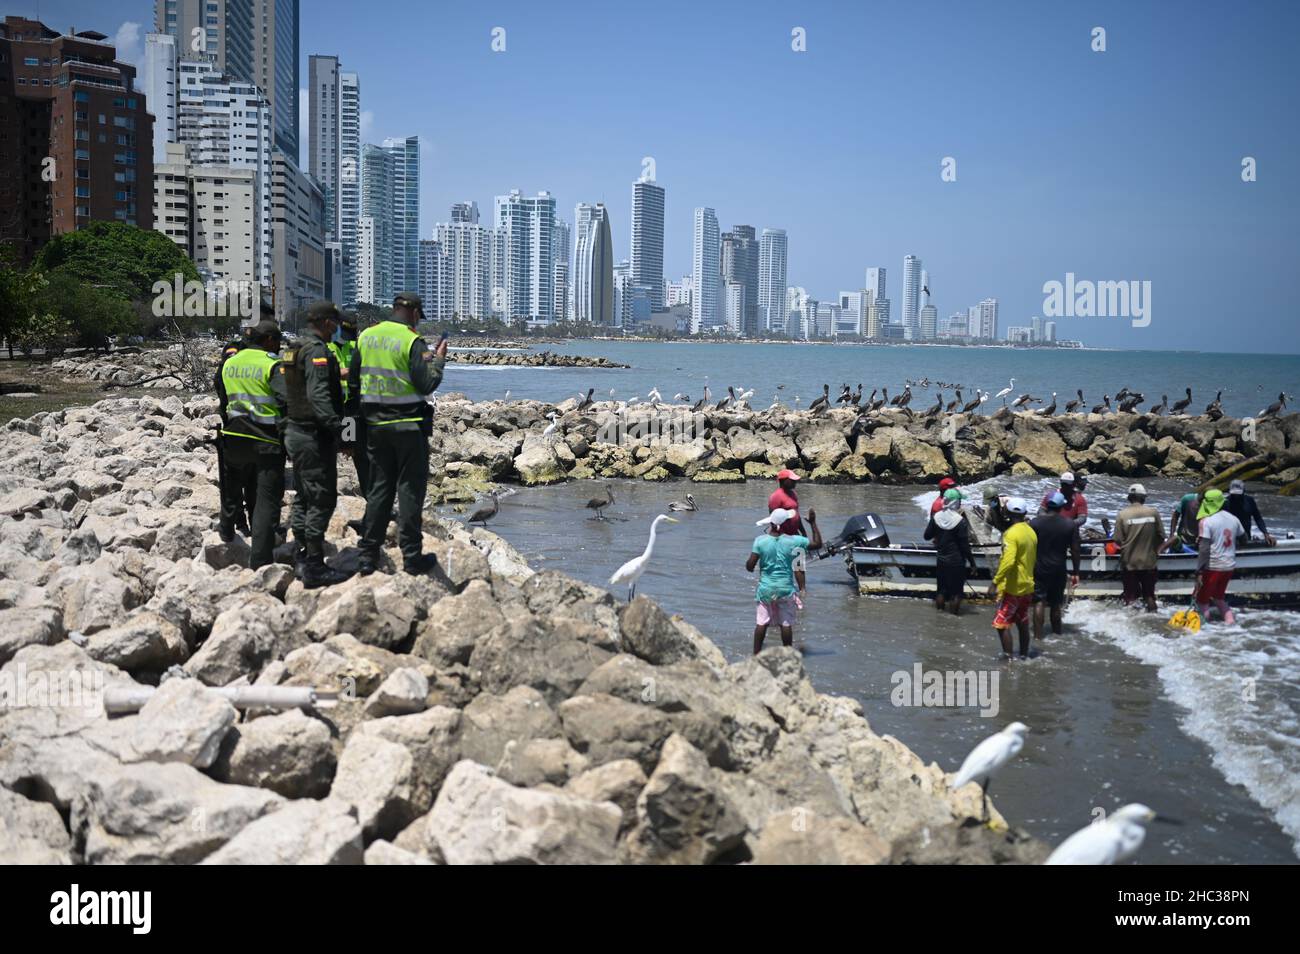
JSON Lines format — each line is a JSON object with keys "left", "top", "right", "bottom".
{"left": 0, "top": 16, "right": 154, "bottom": 261}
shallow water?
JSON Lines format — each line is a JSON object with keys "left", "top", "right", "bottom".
{"left": 440, "top": 473, "right": 1300, "bottom": 863}
{"left": 442, "top": 340, "right": 1300, "bottom": 422}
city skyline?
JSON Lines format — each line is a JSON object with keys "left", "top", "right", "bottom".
{"left": 30, "top": 0, "right": 1300, "bottom": 350}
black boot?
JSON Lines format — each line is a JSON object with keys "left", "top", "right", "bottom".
{"left": 357, "top": 550, "right": 378, "bottom": 576}
{"left": 218, "top": 519, "right": 236, "bottom": 543}
{"left": 300, "top": 544, "right": 351, "bottom": 589}
{"left": 402, "top": 553, "right": 439, "bottom": 575}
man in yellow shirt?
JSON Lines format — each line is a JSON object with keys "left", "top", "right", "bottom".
{"left": 986, "top": 496, "right": 1037, "bottom": 658}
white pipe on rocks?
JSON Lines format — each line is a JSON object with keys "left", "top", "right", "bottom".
{"left": 103, "top": 685, "right": 337, "bottom": 715}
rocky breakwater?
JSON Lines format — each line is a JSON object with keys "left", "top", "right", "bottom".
{"left": 49, "top": 344, "right": 214, "bottom": 390}
{"left": 434, "top": 396, "right": 1300, "bottom": 488}
{"left": 446, "top": 349, "right": 628, "bottom": 369}
{"left": 0, "top": 396, "right": 1043, "bottom": 864}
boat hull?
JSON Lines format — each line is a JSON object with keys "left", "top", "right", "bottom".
{"left": 845, "top": 541, "right": 1300, "bottom": 606}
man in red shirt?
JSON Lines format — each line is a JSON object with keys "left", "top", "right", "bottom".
{"left": 1040, "top": 471, "right": 1088, "bottom": 528}
{"left": 930, "top": 476, "right": 957, "bottom": 514}
{"left": 768, "top": 470, "right": 805, "bottom": 535}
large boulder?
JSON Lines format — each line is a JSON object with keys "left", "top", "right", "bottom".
{"left": 460, "top": 685, "right": 562, "bottom": 767}
{"left": 513, "top": 435, "right": 565, "bottom": 485}
{"left": 82, "top": 610, "right": 188, "bottom": 673}
{"left": 201, "top": 798, "right": 363, "bottom": 865}
{"left": 0, "top": 605, "right": 63, "bottom": 665}
{"left": 751, "top": 813, "right": 889, "bottom": 865}
{"left": 618, "top": 596, "right": 727, "bottom": 670}
{"left": 210, "top": 709, "right": 337, "bottom": 799}
{"left": 183, "top": 594, "right": 307, "bottom": 686}
{"left": 422, "top": 760, "right": 622, "bottom": 865}
{"left": 0, "top": 787, "right": 73, "bottom": 864}
{"left": 412, "top": 579, "right": 506, "bottom": 667}
{"left": 124, "top": 678, "right": 236, "bottom": 769}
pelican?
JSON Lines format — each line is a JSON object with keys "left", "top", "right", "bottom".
{"left": 1170, "top": 387, "right": 1192, "bottom": 415}
{"left": 994, "top": 379, "right": 1015, "bottom": 404}
{"left": 1204, "top": 390, "right": 1222, "bottom": 416}
{"left": 576, "top": 388, "right": 594, "bottom": 411}
{"left": 1037, "top": 392, "right": 1057, "bottom": 416}
{"left": 608, "top": 514, "right": 678, "bottom": 601}
{"left": 1011, "top": 393, "right": 1041, "bottom": 408}
{"left": 849, "top": 383, "right": 863, "bottom": 406}
{"left": 668, "top": 493, "right": 698, "bottom": 512}
{"left": 1064, "top": 389, "right": 1084, "bottom": 413}
{"left": 1118, "top": 392, "right": 1145, "bottom": 413}
{"left": 1046, "top": 804, "right": 1180, "bottom": 865}
{"left": 950, "top": 722, "right": 1028, "bottom": 822}
{"left": 716, "top": 386, "right": 736, "bottom": 410}
{"left": 1149, "top": 394, "right": 1168, "bottom": 416}
{"left": 923, "top": 393, "right": 943, "bottom": 419}
{"left": 1091, "top": 394, "right": 1111, "bottom": 414}
{"left": 961, "top": 390, "right": 982, "bottom": 413}
{"left": 585, "top": 483, "right": 614, "bottom": 520}
{"left": 946, "top": 390, "right": 962, "bottom": 413}
{"left": 1260, "top": 392, "right": 1287, "bottom": 418}
{"left": 465, "top": 492, "right": 499, "bottom": 527}
{"left": 808, "top": 384, "right": 830, "bottom": 413}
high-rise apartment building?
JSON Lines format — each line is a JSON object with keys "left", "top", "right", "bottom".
{"left": 630, "top": 176, "right": 665, "bottom": 311}
{"left": 721, "top": 225, "right": 759, "bottom": 337}
{"left": 495, "top": 190, "right": 556, "bottom": 323}
{"left": 269, "top": 150, "right": 324, "bottom": 323}
{"left": 174, "top": 58, "right": 272, "bottom": 283}
{"left": 758, "top": 228, "right": 788, "bottom": 333}
{"left": 691, "top": 207, "right": 721, "bottom": 334}
{"left": 902, "top": 255, "right": 921, "bottom": 338}
{"left": 450, "top": 200, "right": 479, "bottom": 224}
{"left": 154, "top": 0, "right": 297, "bottom": 159}
{"left": 141, "top": 32, "right": 177, "bottom": 166}
{"left": 552, "top": 217, "right": 570, "bottom": 322}
{"left": 979, "top": 297, "right": 999, "bottom": 340}
{"left": 355, "top": 136, "right": 419, "bottom": 304}
{"left": 153, "top": 141, "right": 256, "bottom": 287}
{"left": 383, "top": 135, "right": 419, "bottom": 294}
{"left": 432, "top": 218, "right": 498, "bottom": 320}
{"left": 417, "top": 238, "right": 451, "bottom": 319}
{"left": 0, "top": 17, "right": 155, "bottom": 259}
{"left": 865, "top": 266, "right": 886, "bottom": 302}
{"left": 573, "top": 202, "right": 613, "bottom": 325}
{"left": 309, "top": 58, "right": 361, "bottom": 301}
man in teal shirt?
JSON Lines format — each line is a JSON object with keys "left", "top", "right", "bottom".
{"left": 747, "top": 506, "right": 822, "bottom": 654}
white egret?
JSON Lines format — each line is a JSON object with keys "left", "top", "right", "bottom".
{"left": 1046, "top": 804, "right": 1180, "bottom": 865}
{"left": 609, "top": 514, "right": 678, "bottom": 600}
{"left": 504, "top": 389, "right": 511, "bottom": 399}
{"left": 994, "top": 378, "right": 1015, "bottom": 404}
{"left": 648, "top": 387, "right": 663, "bottom": 405}
{"left": 541, "top": 412, "right": 559, "bottom": 441}
{"left": 737, "top": 388, "right": 755, "bottom": 403}
{"left": 950, "top": 722, "right": 1028, "bottom": 821}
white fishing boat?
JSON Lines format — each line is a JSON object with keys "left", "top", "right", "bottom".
{"left": 825, "top": 513, "right": 1300, "bottom": 605}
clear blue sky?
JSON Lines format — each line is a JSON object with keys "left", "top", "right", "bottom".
{"left": 28, "top": 0, "right": 1300, "bottom": 352}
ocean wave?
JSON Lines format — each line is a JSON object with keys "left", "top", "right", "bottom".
{"left": 1070, "top": 602, "right": 1300, "bottom": 858}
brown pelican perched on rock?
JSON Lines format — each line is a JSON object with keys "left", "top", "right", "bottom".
{"left": 466, "top": 492, "right": 500, "bottom": 527}
{"left": 808, "top": 384, "right": 831, "bottom": 413}
{"left": 1118, "top": 392, "right": 1145, "bottom": 413}
{"left": 893, "top": 385, "right": 913, "bottom": 408}
{"left": 1260, "top": 392, "right": 1288, "bottom": 418}
{"left": 1170, "top": 387, "right": 1193, "bottom": 415}
{"left": 1149, "top": 395, "right": 1168, "bottom": 416}
{"left": 576, "top": 388, "right": 595, "bottom": 411}
{"left": 1204, "top": 390, "right": 1222, "bottom": 417}
{"left": 1011, "top": 393, "right": 1041, "bottom": 409}
{"left": 715, "top": 386, "right": 736, "bottom": 410}
{"left": 585, "top": 483, "right": 614, "bottom": 520}
{"left": 961, "top": 390, "right": 983, "bottom": 413}
{"left": 946, "top": 390, "right": 963, "bottom": 413}
{"left": 1037, "top": 393, "right": 1057, "bottom": 416}
{"left": 1091, "top": 395, "right": 1111, "bottom": 414}
{"left": 923, "top": 393, "right": 943, "bottom": 420}
{"left": 1064, "top": 389, "right": 1084, "bottom": 413}
{"left": 869, "top": 388, "right": 887, "bottom": 412}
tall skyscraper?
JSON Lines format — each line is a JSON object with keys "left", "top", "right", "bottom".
{"left": 979, "top": 298, "right": 999, "bottom": 340}
{"left": 919, "top": 304, "right": 937, "bottom": 340}
{"left": 417, "top": 238, "right": 451, "bottom": 318}
{"left": 573, "top": 202, "right": 614, "bottom": 325}
{"left": 155, "top": 1, "right": 297, "bottom": 159}
{"left": 552, "top": 217, "right": 570, "bottom": 322}
{"left": 865, "top": 266, "right": 886, "bottom": 302}
{"left": 357, "top": 144, "right": 393, "bottom": 304}
{"left": 495, "top": 190, "right": 556, "bottom": 323}
{"left": 154, "top": 143, "right": 256, "bottom": 288}
{"left": 758, "top": 228, "right": 788, "bottom": 333}
{"left": 142, "top": 33, "right": 178, "bottom": 166}
{"left": 383, "top": 135, "right": 420, "bottom": 293}
{"left": 721, "top": 225, "right": 759, "bottom": 337}
{"left": 902, "top": 255, "right": 922, "bottom": 338}
{"left": 0, "top": 18, "right": 155, "bottom": 259}
{"left": 691, "top": 208, "right": 721, "bottom": 334}
{"left": 270, "top": 151, "right": 325, "bottom": 323}
{"left": 630, "top": 176, "right": 665, "bottom": 311}
{"left": 310, "top": 58, "right": 361, "bottom": 300}
{"left": 175, "top": 59, "right": 273, "bottom": 284}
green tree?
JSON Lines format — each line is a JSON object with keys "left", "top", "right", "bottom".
{"left": 32, "top": 221, "right": 200, "bottom": 303}
{"left": 12, "top": 310, "right": 74, "bottom": 356}
{"left": 35, "top": 272, "right": 139, "bottom": 348}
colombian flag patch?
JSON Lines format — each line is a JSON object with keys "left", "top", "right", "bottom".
{"left": 311, "top": 357, "right": 329, "bottom": 365}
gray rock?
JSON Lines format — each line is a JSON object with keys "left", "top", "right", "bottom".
{"left": 210, "top": 709, "right": 336, "bottom": 798}
{"left": 364, "top": 839, "right": 436, "bottom": 865}
{"left": 618, "top": 596, "right": 725, "bottom": 669}
{"left": 470, "top": 613, "right": 616, "bottom": 707}
{"left": 83, "top": 610, "right": 188, "bottom": 672}
{"left": 54, "top": 528, "right": 102, "bottom": 565}
{"left": 0, "top": 605, "right": 63, "bottom": 665}
{"left": 0, "top": 786, "right": 73, "bottom": 864}
{"left": 751, "top": 813, "right": 889, "bottom": 865}
{"left": 411, "top": 579, "right": 504, "bottom": 666}
{"left": 125, "top": 678, "right": 236, "bottom": 769}
{"left": 564, "top": 759, "right": 647, "bottom": 832}
{"left": 460, "top": 685, "right": 561, "bottom": 767}
{"left": 363, "top": 667, "right": 429, "bottom": 718}
{"left": 201, "top": 798, "right": 363, "bottom": 865}
{"left": 496, "top": 737, "right": 589, "bottom": 787}
{"left": 183, "top": 594, "right": 307, "bottom": 685}
{"left": 424, "top": 760, "right": 621, "bottom": 864}
{"left": 556, "top": 692, "right": 674, "bottom": 773}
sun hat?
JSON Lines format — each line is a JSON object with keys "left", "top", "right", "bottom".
{"left": 1197, "top": 488, "right": 1225, "bottom": 520}
{"left": 1006, "top": 497, "right": 1029, "bottom": 515}
{"left": 776, "top": 469, "right": 800, "bottom": 482}
{"left": 1046, "top": 491, "right": 1067, "bottom": 510}
{"left": 759, "top": 508, "right": 795, "bottom": 527}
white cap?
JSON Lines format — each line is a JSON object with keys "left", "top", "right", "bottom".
{"left": 1060, "top": 471, "right": 1075, "bottom": 483}
{"left": 1128, "top": 483, "right": 1147, "bottom": 496}
{"left": 1005, "top": 497, "right": 1029, "bottom": 515}
{"left": 760, "top": 507, "right": 795, "bottom": 527}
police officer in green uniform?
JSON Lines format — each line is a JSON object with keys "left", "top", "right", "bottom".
{"left": 329, "top": 312, "right": 369, "bottom": 509}
{"left": 351, "top": 292, "right": 447, "bottom": 575}
{"left": 215, "top": 330, "right": 253, "bottom": 540}
{"left": 281, "top": 301, "right": 351, "bottom": 588}
{"left": 214, "top": 320, "right": 286, "bottom": 568}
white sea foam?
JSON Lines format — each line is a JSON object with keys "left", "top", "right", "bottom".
{"left": 1070, "top": 601, "right": 1300, "bottom": 858}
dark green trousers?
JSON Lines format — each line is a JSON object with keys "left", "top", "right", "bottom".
{"left": 360, "top": 425, "right": 428, "bottom": 561}
{"left": 217, "top": 434, "right": 254, "bottom": 532}
{"left": 286, "top": 422, "right": 338, "bottom": 549}
{"left": 345, "top": 416, "right": 371, "bottom": 498}
{"left": 222, "top": 436, "right": 285, "bottom": 568}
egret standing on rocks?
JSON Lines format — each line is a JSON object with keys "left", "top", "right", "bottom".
{"left": 609, "top": 514, "right": 678, "bottom": 600}
{"left": 950, "top": 722, "right": 1028, "bottom": 821}
{"left": 1046, "top": 804, "right": 1180, "bottom": 865}
{"left": 995, "top": 379, "right": 1015, "bottom": 405}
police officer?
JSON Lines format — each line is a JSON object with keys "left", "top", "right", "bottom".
{"left": 214, "top": 320, "right": 286, "bottom": 568}
{"left": 329, "top": 312, "right": 369, "bottom": 509}
{"left": 281, "top": 301, "right": 351, "bottom": 588}
{"left": 351, "top": 292, "right": 447, "bottom": 575}
{"left": 215, "top": 328, "right": 253, "bottom": 540}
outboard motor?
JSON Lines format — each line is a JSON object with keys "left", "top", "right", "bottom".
{"left": 825, "top": 513, "right": 890, "bottom": 554}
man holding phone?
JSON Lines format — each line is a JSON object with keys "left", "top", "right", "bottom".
{"left": 351, "top": 292, "right": 449, "bottom": 575}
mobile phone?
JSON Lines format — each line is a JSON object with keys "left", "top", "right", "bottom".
{"left": 438, "top": 330, "right": 449, "bottom": 342}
